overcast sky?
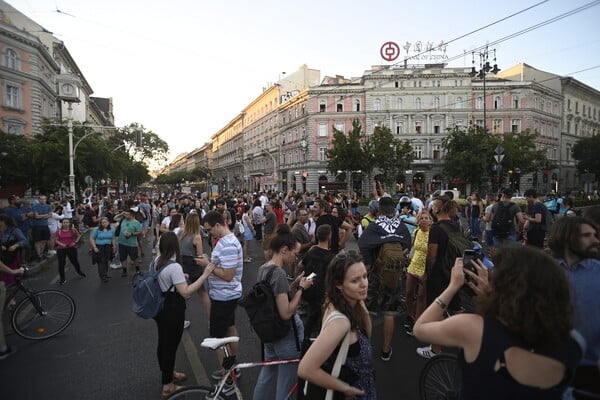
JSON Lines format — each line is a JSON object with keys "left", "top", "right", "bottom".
{"left": 13, "top": 0, "right": 600, "bottom": 165}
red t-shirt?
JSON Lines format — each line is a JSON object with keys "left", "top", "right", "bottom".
{"left": 56, "top": 228, "right": 79, "bottom": 250}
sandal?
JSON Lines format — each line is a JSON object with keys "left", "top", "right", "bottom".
{"left": 172, "top": 371, "right": 187, "bottom": 383}
{"left": 161, "top": 384, "right": 183, "bottom": 398}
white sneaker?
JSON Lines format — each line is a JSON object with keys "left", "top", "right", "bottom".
{"left": 47, "top": 250, "right": 57, "bottom": 256}
{"left": 152, "top": 248, "right": 157, "bottom": 254}
{"left": 183, "top": 320, "right": 191, "bottom": 329}
{"left": 416, "top": 345, "right": 439, "bottom": 359}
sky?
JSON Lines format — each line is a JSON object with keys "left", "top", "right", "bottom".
{"left": 11, "top": 0, "right": 600, "bottom": 165}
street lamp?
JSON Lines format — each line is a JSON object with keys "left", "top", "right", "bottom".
{"left": 470, "top": 45, "right": 500, "bottom": 194}
{"left": 261, "top": 149, "right": 277, "bottom": 190}
{"left": 57, "top": 74, "right": 82, "bottom": 200}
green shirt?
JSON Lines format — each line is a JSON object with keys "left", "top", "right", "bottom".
{"left": 117, "top": 219, "right": 142, "bottom": 247}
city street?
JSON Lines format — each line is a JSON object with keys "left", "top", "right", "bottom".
{"left": 0, "top": 232, "right": 431, "bottom": 399}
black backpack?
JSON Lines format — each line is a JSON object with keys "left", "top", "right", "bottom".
{"left": 238, "top": 266, "right": 291, "bottom": 343}
{"left": 492, "top": 202, "right": 514, "bottom": 238}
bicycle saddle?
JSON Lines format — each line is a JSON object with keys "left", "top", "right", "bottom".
{"left": 201, "top": 336, "right": 240, "bottom": 349}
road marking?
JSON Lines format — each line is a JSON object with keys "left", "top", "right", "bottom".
{"left": 182, "top": 330, "right": 210, "bottom": 386}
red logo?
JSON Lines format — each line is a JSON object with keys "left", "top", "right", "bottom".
{"left": 380, "top": 42, "right": 400, "bottom": 61}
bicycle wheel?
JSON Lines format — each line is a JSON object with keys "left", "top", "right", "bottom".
{"left": 165, "top": 386, "right": 226, "bottom": 400}
{"left": 419, "top": 353, "right": 462, "bottom": 400}
{"left": 11, "top": 289, "right": 76, "bottom": 340}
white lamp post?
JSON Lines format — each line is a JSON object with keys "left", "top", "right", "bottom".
{"left": 57, "top": 74, "right": 82, "bottom": 200}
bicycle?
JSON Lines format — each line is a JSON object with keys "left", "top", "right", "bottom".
{"left": 419, "top": 353, "right": 462, "bottom": 400}
{"left": 3, "top": 267, "right": 76, "bottom": 340}
{"left": 166, "top": 336, "right": 300, "bottom": 399}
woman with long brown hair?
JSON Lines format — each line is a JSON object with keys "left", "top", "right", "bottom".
{"left": 179, "top": 212, "right": 210, "bottom": 314}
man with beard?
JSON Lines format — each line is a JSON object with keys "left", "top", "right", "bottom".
{"left": 548, "top": 216, "right": 600, "bottom": 395}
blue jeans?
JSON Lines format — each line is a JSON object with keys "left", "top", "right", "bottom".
{"left": 493, "top": 233, "right": 517, "bottom": 248}
{"left": 253, "top": 314, "right": 303, "bottom": 400}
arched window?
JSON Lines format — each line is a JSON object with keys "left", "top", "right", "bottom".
{"left": 354, "top": 99, "right": 361, "bottom": 112}
{"left": 397, "top": 97, "right": 403, "bottom": 109}
{"left": 319, "top": 100, "right": 326, "bottom": 112}
{"left": 455, "top": 97, "right": 462, "bottom": 109}
{"left": 415, "top": 97, "right": 421, "bottom": 109}
{"left": 494, "top": 96, "right": 501, "bottom": 109}
{"left": 433, "top": 97, "right": 440, "bottom": 109}
{"left": 476, "top": 97, "right": 483, "bottom": 109}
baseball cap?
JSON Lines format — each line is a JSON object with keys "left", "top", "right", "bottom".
{"left": 368, "top": 200, "right": 379, "bottom": 213}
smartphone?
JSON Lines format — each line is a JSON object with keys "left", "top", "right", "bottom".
{"left": 306, "top": 272, "right": 317, "bottom": 281}
{"left": 462, "top": 250, "right": 478, "bottom": 272}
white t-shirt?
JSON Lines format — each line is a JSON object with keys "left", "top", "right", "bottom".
{"left": 484, "top": 204, "right": 494, "bottom": 231}
{"left": 63, "top": 202, "right": 73, "bottom": 219}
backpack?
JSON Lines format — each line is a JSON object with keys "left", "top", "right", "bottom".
{"left": 115, "top": 217, "right": 124, "bottom": 237}
{"left": 437, "top": 222, "right": 473, "bottom": 284}
{"left": 492, "top": 202, "right": 514, "bottom": 238}
{"left": 238, "top": 266, "right": 292, "bottom": 343}
{"left": 373, "top": 241, "right": 409, "bottom": 290}
{"left": 131, "top": 260, "right": 175, "bottom": 319}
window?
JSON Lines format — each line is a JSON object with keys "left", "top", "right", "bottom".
{"left": 335, "top": 121, "right": 344, "bottom": 133}
{"left": 455, "top": 119, "right": 464, "bottom": 129}
{"left": 413, "top": 145, "right": 423, "bottom": 159}
{"left": 415, "top": 122, "right": 422, "bottom": 134}
{"left": 475, "top": 119, "right": 484, "bottom": 128}
{"left": 3, "top": 118, "right": 25, "bottom": 135}
{"left": 575, "top": 123, "right": 579, "bottom": 135}
{"left": 541, "top": 100, "right": 545, "bottom": 111}
{"left": 434, "top": 124, "right": 440, "bottom": 134}
{"left": 566, "top": 144, "right": 571, "bottom": 161}
{"left": 4, "top": 84, "right": 21, "bottom": 109}
{"left": 455, "top": 97, "right": 462, "bottom": 109}
{"left": 494, "top": 96, "right": 501, "bottom": 109}
{"left": 567, "top": 99, "right": 571, "bottom": 111}
{"left": 567, "top": 121, "right": 571, "bottom": 134}
{"left": 512, "top": 95, "right": 519, "bottom": 108}
{"left": 433, "top": 97, "right": 440, "bottom": 109}
{"left": 395, "top": 81, "right": 399, "bottom": 88}
{"left": 318, "top": 122, "right": 327, "bottom": 137}
{"left": 493, "top": 119, "right": 502, "bottom": 134}
{"left": 576, "top": 101, "right": 579, "bottom": 114}
{"left": 318, "top": 147, "right": 327, "bottom": 161}
{"left": 396, "top": 97, "right": 402, "bottom": 109}
{"left": 301, "top": 105, "right": 306, "bottom": 114}
{"left": 396, "top": 122, "right": 404, "bottom": 134}
{"left": 374, "top": 98, "right": 381, "bottom": 111}
{"left": 319, "top": 100, "right": 326, "bottom": 112}
{"left": 433, "top": 145, "right": 441, "bottom": 160}
{"left": 4, "top": 49, "right": 18, "bottom": 70}
{"left": 511, "top": 119, "right": 520, "bottom": 133}
{"left": 354, "top": 99, "right": 360, "bottom": 112}
{"left": 336, "top": 103, "right": 343, "bottom": 112}
{"left": 415, "top": 97, "right": 421, "bottom": 109}
{"left": 476, "top": 97, "right": 483, "bottom": 109}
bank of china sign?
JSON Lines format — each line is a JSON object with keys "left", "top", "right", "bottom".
{"left": 380, "top": 41, "right": 449, "bottom": 63}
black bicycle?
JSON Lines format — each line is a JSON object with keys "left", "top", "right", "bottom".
{"left": 419, "top": 353, "right": 462, "bottom": 400}
{"left": 3, "top": 267, "right": 76, "bottom": 340}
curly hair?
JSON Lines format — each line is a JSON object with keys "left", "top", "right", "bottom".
{"left": 478, "top": 245, "right": 572, "bottom": 348}
{"left": 324, "top": 251, "right": 368, "bottom": 333}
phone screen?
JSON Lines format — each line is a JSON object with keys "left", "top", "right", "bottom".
{"left": 462, "top": 250, "right": 477, "bottom": 271}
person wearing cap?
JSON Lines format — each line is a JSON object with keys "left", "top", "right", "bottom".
{"left": 397, "top": 196, "right": 417, "bottom": 236}
{"left": 358, "top": 196, "right": 411, "bottom": 362}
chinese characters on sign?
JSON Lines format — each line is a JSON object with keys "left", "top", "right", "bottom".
{"left": 380, "top": 40, "right": 449, "bottom": 63}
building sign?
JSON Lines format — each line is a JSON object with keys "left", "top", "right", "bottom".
{"left": 280, "top": 90, "right": 300, "bottom": 104}
{"left": 381, "top": 40, "right": 449, "bottom": 63}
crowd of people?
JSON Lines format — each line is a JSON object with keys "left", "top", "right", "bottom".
{"left": 0, "top": 184, "right": 598, "bottom": 399}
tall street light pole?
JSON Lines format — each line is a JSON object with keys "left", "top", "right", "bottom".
{"left": 470, "top": 45, "right": 500, "bottom": 194}
{"left": 57, "top": 74, "right": 82, "bottom": 200}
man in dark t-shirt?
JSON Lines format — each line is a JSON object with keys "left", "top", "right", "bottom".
{"left": 298, "top": 224, "right": 335, "bottom": 339}
{"left": 313, "top": 199, "right": 341, "bottom": 252}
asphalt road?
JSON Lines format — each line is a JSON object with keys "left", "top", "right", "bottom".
{"left": 0, "top": 232, "right": 430, "bottom": 400}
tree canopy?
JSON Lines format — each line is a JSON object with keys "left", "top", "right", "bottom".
{"left": 572, "top": 135, "right": 600, "bottom": 178}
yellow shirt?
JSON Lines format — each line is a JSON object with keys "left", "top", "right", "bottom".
{"left": 407, "top": 228, "right": 429, "bottom": 277}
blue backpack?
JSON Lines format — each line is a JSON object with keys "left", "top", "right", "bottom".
{"left": 132, "top": 259, "right": 175, "bottom": 319}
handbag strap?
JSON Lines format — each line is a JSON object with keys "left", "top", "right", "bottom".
{"left": 322, "top": 311, "right": 351, "bottom": 400}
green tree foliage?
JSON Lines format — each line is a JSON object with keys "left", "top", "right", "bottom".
{"left": 572, "top": 135, "right": 600, "bottom": 177}
{"left": 153, "top": 167, "right": 210, "bottom": 185}
{"left": 0, "top": 119, "right": 166, "bottom": 195}
{"left": 326, "top": 119, "right": 366, "bottom": 176}
{"left": 366, "top": 126, "right": 414, "bottom": 188}
{"left": 442, "top": 126, "right": 546, "bottom": 190}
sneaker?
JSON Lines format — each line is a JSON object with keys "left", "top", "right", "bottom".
{"left": 211, "top": 368, "right": 241, "bottom": 380}
{"left": 183, "top": 320, "right": 191, "bottom": 329}
{"left": 47, "top": 250, "right": 57, "bottom": 256}
{"left": 151, "top": 248, "right": 157, "bottom": 255}
{"left": 0, "top": 346, "right": 17, "bottom": 360}
{"left": 77, "top": 271, "right": 87, "bottom": 278}
{"left": 381, "top": 346, "right": 393, "bottom": 361}
{"left": 416, "top": 345, "right": 438, "bottom": 359}
{"left": 404, "top": 326, "right": 414, "bottom": 336}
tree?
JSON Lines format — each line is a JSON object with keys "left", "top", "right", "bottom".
{"left": 0, "top": 131, "right": 35, "bottom": 190}
{"left": 366, "top": 126, "right": 413, "bottom": 188}
{"left": 326, "top": 119, "right": 366, "bottom": 178}
{"left": 111, "top": 123, "right": 169, "bottom": 166}
{"left": 572, "top": 135, "right": 600, "bottom": 178}
{"left": 442, "top": 126, "right": 546, "bottom": 191}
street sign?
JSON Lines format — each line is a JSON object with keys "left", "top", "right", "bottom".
{"left": 494, "top": 154, "right": 505, "bottom": 164}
